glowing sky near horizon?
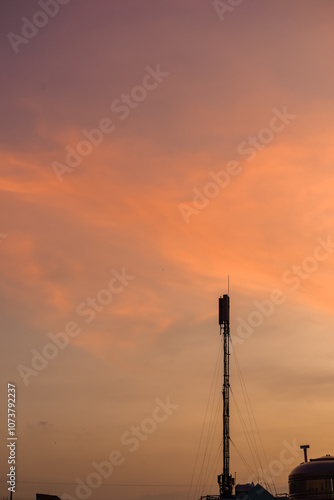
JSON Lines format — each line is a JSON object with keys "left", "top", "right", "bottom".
{"left": 1, "top": 1, "right": 334, "bottom": 500}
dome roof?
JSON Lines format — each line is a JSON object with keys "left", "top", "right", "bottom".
{"left": 289, "top": 456, "right": 334, "bottom": 478}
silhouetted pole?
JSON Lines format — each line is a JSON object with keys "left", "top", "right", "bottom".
{"left": 300, "top": 445, "right": 310, "bottom": 463}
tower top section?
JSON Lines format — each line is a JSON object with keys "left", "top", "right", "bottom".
{"left": 219, "top": 294, "right": 230, "bottom": 325}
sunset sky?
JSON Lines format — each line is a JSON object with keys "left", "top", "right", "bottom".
{"left": 1, "top": 1, "right": 334, "bottom": 500}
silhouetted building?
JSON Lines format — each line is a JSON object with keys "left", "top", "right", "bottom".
{"left": 200, "top": 483, "right": 276, "bottom": 500}
{"left": 289, "top": 455, "right": 334, "bottom": 500}
{"left": 36, "top": 494, "right": 61, "bottom": 500}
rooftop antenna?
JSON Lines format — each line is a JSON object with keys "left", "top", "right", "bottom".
{"left": 218, "top": 293, "right": 234, "bottom": 498}
{"left": 300, "top": 445, "right": 310, "bottom": 463}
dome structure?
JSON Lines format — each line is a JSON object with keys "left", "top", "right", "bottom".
{"left": 289, "top": 456, "right": 334, "bottom": 500}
